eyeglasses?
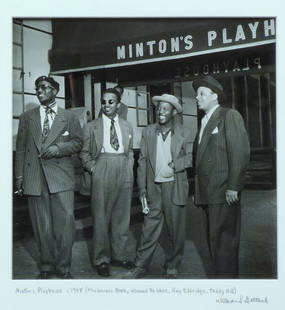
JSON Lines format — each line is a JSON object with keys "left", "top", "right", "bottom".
{"left": 101, "top": 99, "right": 117, "bottom": 105}
{"left": 35, "top": 85, "right": 55, "bottom": 92}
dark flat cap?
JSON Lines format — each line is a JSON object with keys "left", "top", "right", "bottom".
{"left": 192, "top": 76, "right": 224, "bottom": 97}
{"left": 35, "top": 76, "right": 60, "bottom": 91}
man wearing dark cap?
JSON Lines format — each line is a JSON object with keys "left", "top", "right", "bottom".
{"left": 98, "top": 85, "right": 128, "bottom": 120}
{"left": 126, "top": 94, "right": 192, "bottom": 279}
{"left": 192, "top": 76, "right": 250, "bottom": 278}
{"left": 80, "top": 88, "right": 134, "bottom": 277}
{"left": 15, "top": 75, "right": 83, "bottom": 279}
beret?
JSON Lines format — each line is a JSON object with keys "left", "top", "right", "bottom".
{"left": 35, "top": 76, "right": 60, "bottom": 91}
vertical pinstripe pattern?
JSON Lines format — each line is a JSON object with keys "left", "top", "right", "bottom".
{"left": 15, "top": 106, "right": 83, "bottom": 195}
{"left": 194, "top": 107, "right": 250, "bottom": 205}
{"left": 15, "top": 105, "right": 82, "bottom": 274}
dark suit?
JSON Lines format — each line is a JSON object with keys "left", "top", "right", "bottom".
{"left": 135, "top": 123, "right": 192, "bottom": 271}
{"left": 193, "top": 106, "right": 250, "bottom": 278}
{"left": 80, "top": 117, "right": 134, "bottom": 266}
{"left": 15, "top": 106, "right": 83, "bottom": 274}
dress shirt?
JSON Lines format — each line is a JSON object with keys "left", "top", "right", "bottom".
{"left": 198, "top": 104, "right": 220, "bottom": 144}
{"left": 101, "top": 114, "right": 124, "bottom": 153}
{"left": 39, "top": 101, "right": 58, "bottom": 130}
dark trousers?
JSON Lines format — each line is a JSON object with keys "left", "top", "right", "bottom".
{"left": 201, "top": 202, "right": 241, "bottom": 279}
{"left": 91, "top": 153, "right": 133, "bottom": 266}
{"left": 135, "top": 181, "right": 186, "bottom": 272}
{"left": 28, "top": 167, "right": 75, "bottom": 274}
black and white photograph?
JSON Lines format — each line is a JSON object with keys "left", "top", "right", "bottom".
{"left": 1, "top": 1, "right": 285, "bottom": 309}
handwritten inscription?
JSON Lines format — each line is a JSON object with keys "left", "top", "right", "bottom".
{"left": 15, "top": 286, "right": 269, "bottom": 304}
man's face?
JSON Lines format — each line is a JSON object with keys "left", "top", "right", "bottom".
{"left": 196, "top": 86, "right": 217, "bottom": 112}
{"left": 157, "top": 101, "right": 176, "bottom": 125}
{"left": 101, "top": 92, "right": 120, "bottom": 118}
{"left": 36, "top": 81, "right": 57, "bottom": 105}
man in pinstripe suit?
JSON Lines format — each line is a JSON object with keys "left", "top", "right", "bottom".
{"left": 192, "top": 76, "right": 250, "bottom": 279}
{"left": 15, "top": 76, "right": 83, "bottom": 279}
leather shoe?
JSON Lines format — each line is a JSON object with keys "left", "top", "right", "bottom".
{"left": 124, "top": 267, "right": 147, "bottom": 279}
{"left": 37, "top": 271, "right": 53, "bottom": 279}
{"left": 57, "top": 272, "right": 73, "bottom": 279}
{"left": 111, "top": 259, "right": 135, "bottom": 269}
{"left": 95, "top": 263, "right": 110, "bottom": 277}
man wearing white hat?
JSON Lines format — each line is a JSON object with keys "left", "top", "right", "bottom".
{"left": 126, "top": 94, "right": 192, "bottom": 279}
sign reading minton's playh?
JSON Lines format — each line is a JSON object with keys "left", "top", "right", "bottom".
{"left": 49, "top": 18, "right": 276, "bottom": 74}
{"left": 116, "top": 18, "right": 275, "bottom": 64}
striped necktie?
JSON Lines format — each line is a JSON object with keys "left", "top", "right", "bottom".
{"left": 110, "top": 118, "right": 119, "bottom": 151}
{"left": 41, "top": 103, "right": 56, "bottom": 143}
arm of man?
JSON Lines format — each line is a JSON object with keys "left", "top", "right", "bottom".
{"left": 225, "top": 109, "right": 250, "bottom": 204}
{"left": 15, "top": 113, "right": 28, "bottom": 193}
{"left": 79, "top": 123, "right": 96, "bottom": 174}
{"left": 172, "top": 128, "right": 193, "bottom": 172}
{"left": 54, "top": 113, "right": 83, "bottom": 157}
{"left": 137, "top": 127, "right": 148, "bottom": 199}
{"left": 128, "top": 124, "right": 134, "bottom": 168}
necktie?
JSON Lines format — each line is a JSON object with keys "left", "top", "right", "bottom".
{"left": 198, "top": 114, "right": 208, "bottom": 144}
{"left": 41, "top": 105, "right": 55, "bottom": 143}
{"left": 110, "top": 119, "right": 119, "bottom": 151}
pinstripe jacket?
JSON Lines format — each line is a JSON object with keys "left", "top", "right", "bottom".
{"left": 193, "top": 106, "right": 250, "bottom": 205}
{"left": 15, "top": 106, "right": 83, "bottom": 195}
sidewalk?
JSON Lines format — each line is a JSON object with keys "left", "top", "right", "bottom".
{"left": 13, "top": 190, "right": 277, "bottom": 279}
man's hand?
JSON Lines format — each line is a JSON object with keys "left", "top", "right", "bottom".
{"left": 15, "top": 178, "right": 23, "bottom": 196}
{"left": 225, "top": 190, "right": 239, "bottom": 206}
{"left": 41, "top": 145, "right": 59, "bottom": 159}
{"left": 168, "top": 161, "right": 175, "bottom": 169}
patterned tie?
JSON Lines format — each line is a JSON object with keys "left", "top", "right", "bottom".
{"left": 41, "top": 104, "right": 55, "bottom": 143}
{"left": 110, "top": 118, "right": 119, "bottom": 151}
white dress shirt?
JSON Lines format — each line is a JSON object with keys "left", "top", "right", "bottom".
{"left": 101, "top": 114, "right": 124, "bottom": 153}
{"left": 39, "top": 102, "right": 58, "bottom": 130}
{"left": 198, "top": 104, "right": 220, "bottom": 144}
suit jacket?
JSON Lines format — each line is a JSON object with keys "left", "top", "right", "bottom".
{"left": 80, "top": 116, "right": 134, "bottom": 174}
{"left": 137, "top": 123, "right": 192, "bottom": 206}
{"left": 15, "top": 106, "right": 83, "bottom": 195}
{"left": 193, "top": 106, "right": 250, "bottom": 205}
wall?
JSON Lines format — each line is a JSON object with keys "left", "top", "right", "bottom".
{"left": 13, "top": 19, "right": 65, "bottom": 150}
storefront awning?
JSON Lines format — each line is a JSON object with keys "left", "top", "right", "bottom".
{"left": 49, "top": 18, "right": 276, "bottom": 74}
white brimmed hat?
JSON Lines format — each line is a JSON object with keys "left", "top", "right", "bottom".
{"left": 152, "top": 94, "right": 183, "bottom": 113}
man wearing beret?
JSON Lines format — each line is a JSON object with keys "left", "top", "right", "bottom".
{"left": 192, "top": 76, "right": 250, "bottom": 278}
{"left": 80, "top": 88, "right": 134, "bottom": 277}
{"left": 126, "top": 94, "right": 192, "bottom": 279}
{"left": 15, "top": 75, "right": 83, "bottom": 279}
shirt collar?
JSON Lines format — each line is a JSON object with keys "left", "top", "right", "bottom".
{"left": 102, "top": 113, "right": 119, "bottom": 123}
{"left": 155, "top": 123, "right": 175, "bottom": 136}
{"left": 205, "top": 104, "right": 219, "bottom": 119}
{"left": 40, "top": 101, "right": 58, "bottom": 114}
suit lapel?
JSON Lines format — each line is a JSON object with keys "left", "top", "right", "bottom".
{"left": 196, "top": 107, "right": 221, "bottom": 166}
{"left": 29, "top": 107, "right": 42, "bottom": 152}
{"left": 43, "top": 107, "right": 67, "bottom": 148}
{"left": 171, "top": 126, "right": 184, "bottom": 160}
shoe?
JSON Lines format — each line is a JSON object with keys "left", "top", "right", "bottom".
{"left": 36, "top": 271, "right": 53, "bottom": 279}
{"left": 164, "top": 268, "right": 178, "bottom": 279}
{"left": 95, "top": 263, "right": 110, "bottom": 277}
{"left": 165, "top": 273, "right": 177, "bottom": 279}
{"left": 57, "top": 272, "right": 73, "bottom": 279}
{"left": 111, "top": 259, "right": 135, "bottom": 269}
{"left": 124, "top": 267, "right": 147, "bottom": 279}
